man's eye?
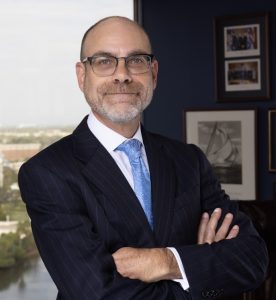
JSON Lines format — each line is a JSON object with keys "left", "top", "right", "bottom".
{"left": 96, "top": 57, "right": 113, "bottom": 65}
{"left": 128, "top": 57, "right": 145, "bottom": 65}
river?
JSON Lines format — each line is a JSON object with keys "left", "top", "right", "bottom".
{"left": 0, "top": 256, "right": 57, "bottom": 299}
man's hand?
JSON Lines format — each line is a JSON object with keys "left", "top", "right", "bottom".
{"left": 113, "top": 208, "right": 239, "bottom": 282}
{"left": 112, "top": 247, "right": 181, "bottom": 282}
{"left": 197, "top": 208, "right": 239, "bottom": 244}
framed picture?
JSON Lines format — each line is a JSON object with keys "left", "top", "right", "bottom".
{"left": 268, "top": 109, "right": 276, "bottom": 172}
{"left": 183, "top": 108, "right": 257, "bottom": 201}
{"left": 214, "top": 13, "right": 270, "bottom": 102}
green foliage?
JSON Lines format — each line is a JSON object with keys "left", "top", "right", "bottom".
{"left": 0, "top": 127, "right": 69, "bottom": 270}
{"left": 0, "top": 226, "right": 38, "bottom": 269}
{"left": 17, "top": 221, "right": 37, "bottom": 252}
{"left": 0, "top": 233, "right": 23, "bottom": 268}
{"left": 0, "top": 205, "right": 6, "bottom": 220}
{"left": 1, "top": 200, "right": 29, "bottom": 223}
{"left": 0, "top": 257, "right": 15, "bottom": 268}
{"left": 0, "top": 167, "right": 21, "bottom": 205}
{"left": 2, "top": 167, "right": 17, "bottom": 189}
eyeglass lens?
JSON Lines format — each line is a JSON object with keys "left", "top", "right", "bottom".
{"left": 90, "top": 55, "right": 152, "bottom": 76}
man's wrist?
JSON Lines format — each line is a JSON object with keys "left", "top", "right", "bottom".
{"left": 154, "top": 248, "right": 182, "bottom": 280}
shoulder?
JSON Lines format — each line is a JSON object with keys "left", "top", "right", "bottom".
{"left": 146, "top": 130, "right": 204, "bottom": 160}
{"left": 20, "top": 116, "right": 90, "bottom": 172}
{"left": 144, "top": 130, "right": 213, "bottom": 176}
{"left": 19, "top": 134, "right": 74, "bottom": 177}
{"left": 28, "top": 134, "right": 73, "bottom": 162}
{"left": 145, "top": 131, "right": 215, "bottom": 187}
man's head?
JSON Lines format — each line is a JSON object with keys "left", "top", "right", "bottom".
{"left": 76, "top": 16, "right": 158, "bottom": 127}
{"left": 79, "top": 16, "right": 152, "bottom": 62}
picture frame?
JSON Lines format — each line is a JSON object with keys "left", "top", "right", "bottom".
{"left": 134, "top": 0, "right": 142, "bottom": 23}
{"left": 268, "top": 109, "right": 276, "bottom": 172}
{"left": 214, "top": 13, "right": 270, "bottom": 102}
{"left": 183, "top": 108, "right": 257, "bottom": 201}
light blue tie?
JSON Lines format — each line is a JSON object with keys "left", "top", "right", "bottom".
{"left": 116, "top": 139, "right": 153, "bottom": 229}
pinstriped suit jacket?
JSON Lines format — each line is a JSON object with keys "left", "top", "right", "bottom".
{"left": 18, "top": 116, "right": 268, "bottom": 300}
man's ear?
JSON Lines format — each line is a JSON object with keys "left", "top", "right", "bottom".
{"left": 75, "top": 62, "right": 85, "bottom": 92}
{"left": 151, "top": 59, "right": 158, "bottom": 90}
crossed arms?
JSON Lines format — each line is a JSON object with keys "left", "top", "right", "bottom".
{"left": 113, "top": 208, "right": 239, "bottom": 283}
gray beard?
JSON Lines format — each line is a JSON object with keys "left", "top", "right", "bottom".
{"left": 85, "top": 83, "right": 153, "bottom": 123}
{"left": 87, "top": 96, "right": 152, "bottom": 123}
{"left": 93, "top": 105, "right": 141, "bottom": 123}
{"left": 85, "top": 93, "right": 153, "bottom": 124}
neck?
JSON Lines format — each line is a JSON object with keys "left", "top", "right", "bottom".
{"left": 93, "top": 113, "right": 140, "bottom": 138}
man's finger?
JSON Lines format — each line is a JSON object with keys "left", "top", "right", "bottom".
{"left": 215, "top": 213, "right": 233, "bottom": 242}
{"left": 197, "top": 212, "right": 209, "bottom": 244}
{"left": 226, "top": 225, "right": 239, "bottom": 239}
{"left": 204, "top": 208, "right": 221, "bottom": 244}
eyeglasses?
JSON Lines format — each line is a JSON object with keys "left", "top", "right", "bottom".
{"left": 81, "top": 53, "right": 155, "bottom": 76}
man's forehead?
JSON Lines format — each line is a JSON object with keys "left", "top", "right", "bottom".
{"left": 83, "top": 18, "right": 151, "bottom": 56}
{"left": 91, "top": 17, "right": 139, "bottom": 32}
{"left": 87, "top": 18, "right": 141, "bottom": 38}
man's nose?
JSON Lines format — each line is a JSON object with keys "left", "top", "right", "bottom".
{"left": 112, "top": 59, "right": 132, "bottom": 83}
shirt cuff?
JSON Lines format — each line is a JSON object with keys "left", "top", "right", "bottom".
{"left": 167, "top": 247, "right": 190, "bottom": 291}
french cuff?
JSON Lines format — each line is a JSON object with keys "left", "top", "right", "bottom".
{"left": 167, "top": 247, "right": 190, "bottom": 291}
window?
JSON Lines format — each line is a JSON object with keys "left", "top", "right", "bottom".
{"left": 0, "top": 1, "right": 134, "bottom": 298}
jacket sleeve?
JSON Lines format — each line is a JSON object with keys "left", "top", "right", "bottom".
{"left": 18, "top": 160, "right": 184, "bottom": 300}
{"left": 175, "top": 145, "right": 269, "bottom": 300}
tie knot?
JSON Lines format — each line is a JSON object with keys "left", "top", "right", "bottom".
{"left": 116, "top": 139, "right": 142, "bottom": 162}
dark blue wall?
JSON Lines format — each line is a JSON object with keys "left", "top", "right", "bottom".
{"left": 141, "top": 0, "right": 276, "bottom": 201}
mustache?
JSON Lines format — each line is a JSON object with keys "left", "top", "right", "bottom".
{"left": 98, "top": 83, "right": 143, "bottom": 94}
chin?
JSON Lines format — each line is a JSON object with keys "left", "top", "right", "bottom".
{"left": 105, "top": 108, "right": 141, "bottom": 124}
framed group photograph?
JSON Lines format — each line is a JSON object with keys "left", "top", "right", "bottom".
{"left": 268, "top": 109, "right": 276, "bottom": 172}
{"left": 214, "top": 13, "right": 270, "bottom": 102}
{"left": 183, "top": 108, "right": 257, "bottom": 201}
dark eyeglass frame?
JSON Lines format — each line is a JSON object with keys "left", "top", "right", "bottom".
{"left": 81, "top": 53, "right": 155, "bottom": 76}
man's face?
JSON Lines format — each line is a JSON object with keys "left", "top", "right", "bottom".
{"left": 76, "top": 19, "right": 158, "bottom": 125}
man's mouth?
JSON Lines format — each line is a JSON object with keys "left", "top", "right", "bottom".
{"left": 104, "top": 92, "right": 139, "bottom": 95}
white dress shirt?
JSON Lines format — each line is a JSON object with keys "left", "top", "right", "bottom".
{"left": 87, "top": 111, "right": 189, "bottom": 290}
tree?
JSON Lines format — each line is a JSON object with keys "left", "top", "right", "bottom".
{"left": 0, "top": 205, "right": 6, "bottom": 220}
{"left": 0, "top": 233, "right": 22, "bottom": 268}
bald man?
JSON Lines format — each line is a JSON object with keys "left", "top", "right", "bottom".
{"left": 19, "top": 17, "right": 268, "bottom": 300}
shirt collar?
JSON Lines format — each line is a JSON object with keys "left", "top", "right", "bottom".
{"left": 87, "top": 111, "right": 144, "bottom": 153}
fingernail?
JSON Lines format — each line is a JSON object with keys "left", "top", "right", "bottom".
{"left": 226, "top": 213, "right": 233, "bottom": 218}
{"left": 214, "top": 208, "right": 221, "bottom": 213}
{"left": 202, "top": 212, "right": 209, "bottom": 218}
{"left": 233, "top": 225, "right": 239, "bottom": 230}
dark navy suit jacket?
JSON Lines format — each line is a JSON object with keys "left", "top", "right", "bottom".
{"left": 18, "top": 116, "right": 268, "bottom": 300}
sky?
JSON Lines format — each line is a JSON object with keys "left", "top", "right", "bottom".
{"left": 0, "top": 0, "right": 133, "bottom": 127}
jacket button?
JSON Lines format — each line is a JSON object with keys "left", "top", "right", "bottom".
{"left": 201, "top": 289, "right": 224, "bottom": 298}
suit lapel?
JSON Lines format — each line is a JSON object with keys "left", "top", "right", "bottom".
{"left": 142, "top": 129, "right": 177, "bottom": 246}
{"left": 73, "top": 117, "right": 155, "bottom": 246}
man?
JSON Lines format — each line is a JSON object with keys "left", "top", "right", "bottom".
{"left": 18, "top": 16, "right": 268, "bottom": 300}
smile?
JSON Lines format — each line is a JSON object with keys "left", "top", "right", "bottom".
{"left": 104, "top": 92, "right": 138, "bottom": 95}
